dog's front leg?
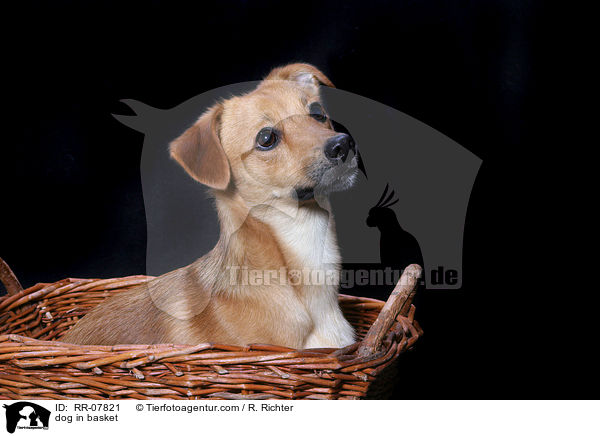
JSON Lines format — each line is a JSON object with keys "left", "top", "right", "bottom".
{"left": 302, "top": 284, "right": 356, "bottom": 349}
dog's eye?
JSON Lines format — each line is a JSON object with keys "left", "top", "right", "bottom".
{"left": 309, "top": 102, "right": 327, "bottom": 122}
{"left": 256, "top": 127, "right": 279, "bottom": 150}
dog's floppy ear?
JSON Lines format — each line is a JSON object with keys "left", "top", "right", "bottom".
{"left": 265, "top": 63, "right": 335, "bottom": 89}
{"left": 170, "top": 103, "right": 230, "bottom": 190}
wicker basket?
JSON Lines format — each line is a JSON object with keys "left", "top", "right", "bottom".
{"left": 0, "top": 258, "right": 422, "bottom": 400}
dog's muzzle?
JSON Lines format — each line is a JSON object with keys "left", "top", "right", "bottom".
{"left": 324, "top": 133, "right": 355, "bottom": 163}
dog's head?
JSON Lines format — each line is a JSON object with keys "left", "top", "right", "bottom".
{"left": 170, "top": 63, "right": 358, "bottom": 206}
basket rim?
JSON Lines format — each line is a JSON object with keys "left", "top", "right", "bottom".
{"left": 0, "top": 266, "right": 422, "bottom": 376}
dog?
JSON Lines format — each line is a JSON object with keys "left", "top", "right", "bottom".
{"left": 62, "top": 63, "right": 358, "bottom": 348}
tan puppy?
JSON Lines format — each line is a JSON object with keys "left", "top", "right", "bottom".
{"left": 63, "top": 64, "right": 358, "bottom": 348}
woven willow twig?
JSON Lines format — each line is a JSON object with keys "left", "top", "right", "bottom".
{"left": 0, "top": 263, "right": 422, "bottom": 400}
{"left": 0, "top": 257, "right": 23, "bottom": 296}
{"left": 358, "top": 264, "right": 421, "bottom": 358}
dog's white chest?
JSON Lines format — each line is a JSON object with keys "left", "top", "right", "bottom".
{"left": 266, "top": 206, "right": 355, "bottom": 348}
{"left": 277, "top": 208, "right": 339, "bottom": 268}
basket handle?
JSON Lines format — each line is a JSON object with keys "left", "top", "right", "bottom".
{"left": 0, "top": 257, "right": 23, "bottom": 296}
{"left": 357, "top": 264, "right": 422, "bottom": 357}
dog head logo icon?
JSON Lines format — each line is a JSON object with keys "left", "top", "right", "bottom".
{"left": 112, "top": 69, "right": 481, "bottom": 290}
{"left": 3, "top": 402, "right": 50, "bottom": 433}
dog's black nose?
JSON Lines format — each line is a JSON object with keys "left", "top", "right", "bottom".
{"left": 324, "top": 134, "right": 355, "bottom": 163}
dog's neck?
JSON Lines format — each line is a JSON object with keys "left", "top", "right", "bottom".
{"left": 254, "top": 197, "right": 340, "bottom": 270}
{"left": 208, "top": 191, "right": 340, "bottom": 290}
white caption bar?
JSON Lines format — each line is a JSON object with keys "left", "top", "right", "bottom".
{"left": 1, "top": 400, "right": 597, "bottom": 436}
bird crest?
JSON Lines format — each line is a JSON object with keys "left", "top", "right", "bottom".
{"left": 372, "top": 183, "right": 399, "bottom": 209}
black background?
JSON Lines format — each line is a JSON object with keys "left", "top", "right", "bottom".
{"left": 2, "top": 1, "right": 578, "bottom": 399}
